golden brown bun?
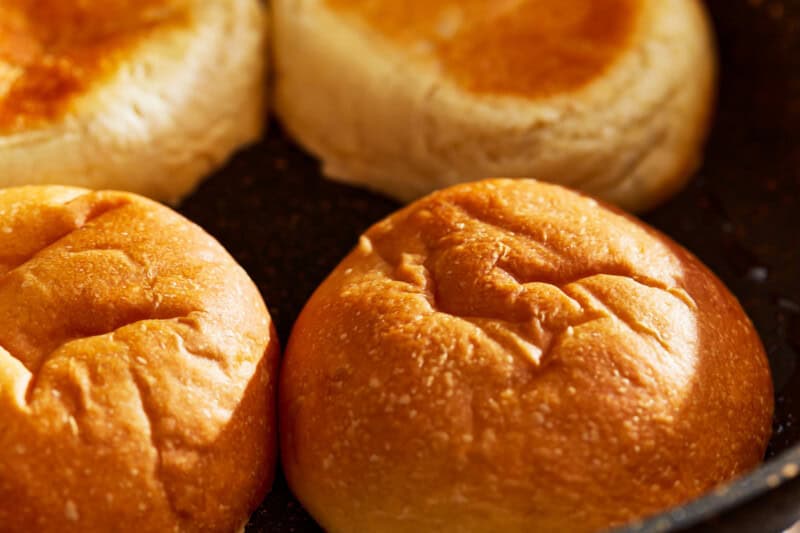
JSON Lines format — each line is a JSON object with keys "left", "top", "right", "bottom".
{"left": 280, "top": 179, "right": 773, "bottom": 532}
{"left": 274, "top": 0, "right": 715, "bottom": 212}
{"left": 0, "top": 0, "right": 266, "bottom": 204}
{"left": 0, "top": 186, "right": 278, "bottom": 531}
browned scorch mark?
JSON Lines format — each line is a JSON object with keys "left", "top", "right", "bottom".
{"left": 0, "top": 0, "right": 191, "bottom": 132}
{"left": 324, "top": 0, "right": 640, "bottom": 97}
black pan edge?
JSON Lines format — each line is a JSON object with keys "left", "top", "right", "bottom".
{"left": 616, "top": 446, "right": 800, "bottom": 533}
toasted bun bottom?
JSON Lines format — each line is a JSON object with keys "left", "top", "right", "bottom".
{"left": 274, "top": 0, "right": 715, "bottom": 212}
{"left": 0, "top": 0, "right": 267, "bottom": 204}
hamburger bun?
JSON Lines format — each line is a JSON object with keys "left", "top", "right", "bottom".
{"left": 0, "top": 186, "right": 279, "bottom": 531}
{"left": 0, "top": 0, "right": 267, "bottom": 204}
{"left": 280, "top": 179, "right": 773, "bottom": 532}
{"left": 273, "top": 0, "right": 715, "bottom": 212}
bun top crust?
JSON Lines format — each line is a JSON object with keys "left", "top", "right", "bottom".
{"left": 0, "top": 186, "right": 277, "bottom": 531}
{"left": 281, "top": 179, "right": 773, "bottom": 532}
{"left": 0, "top": 0, "right": 190, "bottom": 133}
{"left": 323, "top": 0, "right": 640, "bottom": 97}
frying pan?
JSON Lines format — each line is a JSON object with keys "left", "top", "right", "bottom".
{"left": 178, "top": 0, "right": 800, "bottom": 530}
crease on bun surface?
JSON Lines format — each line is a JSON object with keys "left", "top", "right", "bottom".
{"left": 0, "top": 186, "right": 279, "bottom": 532}
{"left": 0, "top": 0, "right": 267, "bottom": 204}
{"left": 273, "top": 0, "right": 716, "bottom": 212}
{"left": 280, "top": 179, "right": 773, "bottom": 533}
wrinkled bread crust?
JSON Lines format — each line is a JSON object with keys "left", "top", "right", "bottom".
{"left": 0, "top": 186, "right": 279, "bottom": 532}
{"left": 281, "top": 179, "right": 772, "bottom": 533}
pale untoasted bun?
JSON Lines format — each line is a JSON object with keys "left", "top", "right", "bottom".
{"left": 280, "top": 179, "right": 773, "bottom": 532}
{"left": 0, "top": 186, "right": 278, "bottom": 531}
{"left": 0, "top": 0, "right": 266, "bottom": 204}
{"left": 274, "top": 0, "right": 715, "bottom": 212}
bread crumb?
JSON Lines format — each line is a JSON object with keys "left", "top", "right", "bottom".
{"left": 782, "top": 463, "right": 799, "bottom": 478}
{"left": 713, "top": 485, "right": 730, "bottom": 497}
{"left": 443, "top": 372, "right": 454, "bottom": 388}
{"left": 432, "top": 431, "right": 450, "bottom": 443}
{"left": 66, "top": 415, "right": 79, "bottom": 436}
{"left": 64, "top": 500, "right": 79, "bottom": 521}
{"left": 358, "top": 235, "right": 373, "bottom": 254}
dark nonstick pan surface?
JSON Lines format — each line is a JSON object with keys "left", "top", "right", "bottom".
{"left": 178, "top": 0, "right": 800, "bottom": 530}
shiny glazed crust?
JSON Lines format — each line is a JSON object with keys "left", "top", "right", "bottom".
{"left": 274, "top": 0, "right": 716, "bottom": 212}
{"left": 0, "top": 0, "right": 267, "bottom": 204}
{"left": 0, "top": 186, "right": 279, "bottom": 532}
{"left": 280, "top": 179, "right": 773, "bottom": 532}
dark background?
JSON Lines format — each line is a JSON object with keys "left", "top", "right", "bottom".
{"left": 178, "top": 0, "right": 800, "bottom": 530}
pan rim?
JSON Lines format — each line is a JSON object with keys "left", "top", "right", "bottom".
{"left": 614, "top": 445, "right": 800, "bottom": 532}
